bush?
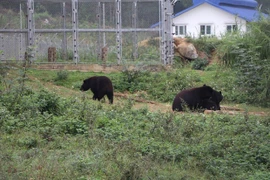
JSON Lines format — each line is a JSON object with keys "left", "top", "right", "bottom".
{"left": 191, "top": 58, "right": 209, "bottom": 70}
{"left": 0, "top": 68, "right": 269, "bottom": 179}
{"left": 35, "top": 89, "right": 63, "bottom": 115}
{"left": 189, "top": 36, "right": 221, "bottom": 57}
{"left": 217, "top": 18, "right": 270, "bottom": 107}
{"left": 113, "top": 69, "right": 200, "bottom": 102}
{"left": 55, "top": 70, "right": 69, "bottom": 81}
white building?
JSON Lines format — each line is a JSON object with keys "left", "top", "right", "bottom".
{"left": 152, "top": 0, "right": 267, "bottom": 39}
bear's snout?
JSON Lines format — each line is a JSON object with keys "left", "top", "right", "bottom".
{"left": 80, "top": 86, "right": 85, "bottom": 91}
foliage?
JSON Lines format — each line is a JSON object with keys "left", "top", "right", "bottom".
{"left": 217, "top": 17, "right": 270, "bottom": 106}
{"left": 191, "top": 58, "right": 209, "bottom": 70}
{"left": 188, "top": 36, "right": 221, "bottom": 58}
{"left": 0, "top": 82, "right": 269, "bottom": 179}
{"left": 35, "top": 89, "right": 64, "bottom": 115}
{"left": 112, "top": 69, "right": 200, "bottom": 102}
{"left": 0, "top": 63, "right": 10, "bottom": 89}
{"left": 55, "top": 70, "right": 69, "bottom": 81}
{"left": 0, "top": 61, "right": 270, "bottom": 179}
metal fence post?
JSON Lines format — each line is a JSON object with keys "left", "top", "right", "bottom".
{"left": 160, "top": 0, "right": 174, "bottom": 65}
{"left": 72, "top": 0, "right": 79, "bottom": 64}
{"left": 27, "top": 0, "right": 35, "bottom": 62}
{"left": 0, "top": 35, "right": 4, "bottom": 60}
{"left": 132, "top": 1, "right": 138, "bottom": 60}
{"left": 116, "top": 0, "right": 122, "bottom": 65}
{"left": 62, "top": 2, "right": 67, "bottom": 60}
{"left": 97, "top": 2, "right": 101, "bottom": 61}
{"left": 19, "top": 2, "right": 23, "bottom": 61}
{"left": 166, "top": 0, "right": 174, "bottom": 64}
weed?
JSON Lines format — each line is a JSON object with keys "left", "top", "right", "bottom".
{"left": 55, "top": 70, "right": 69, "bottom": 81}
{"left": 191, "top": 58, "right": 209, "bottom": 70}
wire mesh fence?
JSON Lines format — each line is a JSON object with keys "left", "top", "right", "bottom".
{"left": 0, "top": 0, "right": 174, "bottom": 65}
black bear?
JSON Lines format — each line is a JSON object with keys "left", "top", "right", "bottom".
{"left": 172, "top": 85, "right": 223, "bottom": 111}
{"left": 80, "top": 76, "right": 113, "bottom": 104}
{"left": 198, "top": 89, "right": 223, "bottom": 111}
{"left": 204, "top": 90, "right": 223, "bottom": 110}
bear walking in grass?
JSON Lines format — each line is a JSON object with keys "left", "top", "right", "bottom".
{"left": 80, "top": 76, "right": 114, "bottom": 104}
{"left": 172, "top": 85, "right": 223, "bottom": 111}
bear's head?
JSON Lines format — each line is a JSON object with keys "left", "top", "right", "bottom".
{"left": 210, "top": 90, "right": 223, "bottom": 109}
{"left": 80, "top": 77, "right": 95, "bottom": 91}
{"left": 80, "top": 80, "right": 89, "bottom": 91}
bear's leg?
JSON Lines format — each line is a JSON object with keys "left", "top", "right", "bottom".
{"left": 106, "top": 92, "right": 113, "bottom": 104}
{"left": 216, "top": 103, "right": 221, "bottom": 110}
{"left": 93, "top": 95, "right": 97, "bottom": 100}
{"left": 172, "top": 98, "right": 184, "bottom": 111}
{"left": 96, "top": 91, "right": 105, "bottom": 102}
{"left": 200, "top": 100, "right": 219, "bottom": 110}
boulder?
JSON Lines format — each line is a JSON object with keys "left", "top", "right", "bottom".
{"left": 173, "top": 37, "right": 198, "bottom": 59}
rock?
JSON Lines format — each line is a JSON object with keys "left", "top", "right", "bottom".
{"left": 173, "top": 37, "right": 198, "bottom": 59}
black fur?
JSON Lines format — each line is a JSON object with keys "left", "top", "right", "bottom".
{"left": 172, "top": 85, "right": 223, "bottom": 111}
{"left": 80, "top": 76, "right": 113, "bottom": 104}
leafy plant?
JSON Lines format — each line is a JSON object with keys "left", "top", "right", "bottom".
{"left": 35, "top": 89, "right": 63, "bottom": 115}
{"left": 55, "top": 70, "right": 69, "bottom": 81}
{"left": 0, "top": 65, "right": 269, "bottom": 179}
{"left": 191, "top": 58, "right": 209, "bottom": 70}
{"left": 217, "top": 17, "right": 270, "bottom": 106}
{"left": 189, "top": 36, "right": 221, "bottom": 57}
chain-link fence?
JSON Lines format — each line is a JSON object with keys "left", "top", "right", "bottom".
{"left": 0, "top": 0, "right": 174, "bottom": 65}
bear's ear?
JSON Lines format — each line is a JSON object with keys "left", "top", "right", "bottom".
{"left": 203, "top": 84, "right": 206, "bottom": 86}
{"left": 219, "top": 91, "right": 222, "bottom": 94}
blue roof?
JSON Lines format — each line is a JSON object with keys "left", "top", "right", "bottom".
{"left": 193, "top": 0, "right": 258, "bottom": 8}
{"left": 174, "top": 0, "right": 265, "bottom": 22}
{"left": 151, "top": 0, "right": 267, "bottom": 28}
{"left": 219, "top": 0, "right": 258, "bottom": 8}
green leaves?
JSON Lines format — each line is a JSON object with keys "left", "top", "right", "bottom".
{"left": 191, "top": 58, "right": 209, "bottom": 70}
{"left": 0, "top": 82, "right": 269, "bottom": 179}
{"left": 217, "top": 18, "right": 270, "bottom": 107}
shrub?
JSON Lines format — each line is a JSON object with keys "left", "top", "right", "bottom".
{"left": 35, "top": 90, "right": 63, "bottom": 115}
{"left": 191, "top": 58, "right": 209, "bottom": 70}
{"left": 189, "top": 36, "right": 221, "bottom": 57}
{"left": 55, "top": 70, "right": 69, "bottom": 81}
{"left": 217, "top": 18, "right": 270, "bottom": 107}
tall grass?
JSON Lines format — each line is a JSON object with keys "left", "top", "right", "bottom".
{"left": 216, "top": 17, "right": 270, "bottom": 107}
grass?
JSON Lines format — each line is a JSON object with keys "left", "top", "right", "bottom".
{"left": 26, "top": 64, "right": 268, "bottom": 113}
{"left": 0, "top": 63, "right": 269, "bottom": 179}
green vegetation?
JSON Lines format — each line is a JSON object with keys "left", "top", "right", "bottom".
{"left": 0, "top": 5, "right": 269, "bottom": 180}
{"left": 0, "top": 60, "right": 269, "bottom": 179}
{"left": 217, "top": 16, "right": 270, "bottom": 107}
{"left": 191, "top": 58, "right": 209, "bottom": 70}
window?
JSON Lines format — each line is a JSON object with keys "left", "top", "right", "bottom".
{"left": 226, "top": 24, "right": 238, "bottom": 32}
{"left": 200, "top": 25, "right": 212, "bottom": 35}
{"left": 175, "top": 25, "right": 186, "bottom": 36}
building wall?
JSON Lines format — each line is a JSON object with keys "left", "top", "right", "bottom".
{"left": 173, "top": 3, "right": 247, "bottom": 38}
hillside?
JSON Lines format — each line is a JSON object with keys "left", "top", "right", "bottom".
{"left": 0, "top": 63, "right": 269, "bottom": 179}
{"left": 20, "top": 63, "right": 268, "bottom": 117}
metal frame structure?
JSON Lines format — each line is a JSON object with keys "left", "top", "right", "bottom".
{"left": 0, "top": 0, "right": 175, "bottom": 65}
